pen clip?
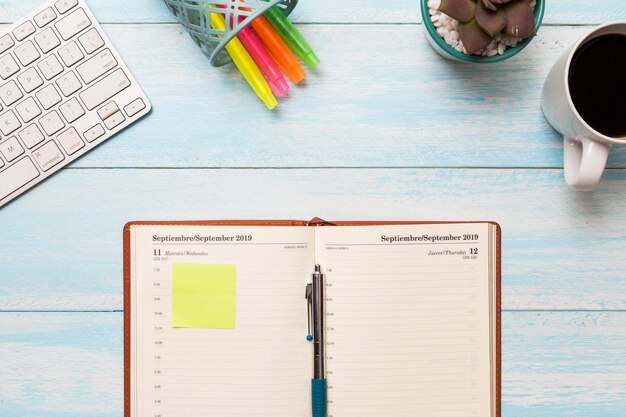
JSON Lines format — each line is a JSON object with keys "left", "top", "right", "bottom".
{"left": 306, "top": 283, "right": 313, "bottom": 341}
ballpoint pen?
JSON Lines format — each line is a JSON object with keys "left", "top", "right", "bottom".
{"left": 250, "top": 15, "right": 306, "bottom": 84}
{"left": 264, "top": 6, "right": 320, "bottom": 69}
{"left": 208, "top": 11, "right": 278, "bottom": 109}
{"left": 306, "top": 264, "right": 327, "bottom": 417}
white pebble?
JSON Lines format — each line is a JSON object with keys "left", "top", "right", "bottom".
{"left": 429, "top": 0, "right": 441, "bottom": 9}
{"left": 498, "top": 43, "right": 505, "bottom": 54}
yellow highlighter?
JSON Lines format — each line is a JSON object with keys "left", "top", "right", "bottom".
{"left": 209, "top": 12, "right": 277, "bottom": 110}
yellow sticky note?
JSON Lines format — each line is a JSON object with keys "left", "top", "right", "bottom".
{"left": 171, "top": 263, "right": 236, "bottom": 329}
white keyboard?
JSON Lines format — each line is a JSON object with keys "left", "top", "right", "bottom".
{"left": 0, "top": 0, "right": 151, "bottom": 207}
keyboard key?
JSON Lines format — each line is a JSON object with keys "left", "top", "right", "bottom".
{"left": 104, "top": 111, "right": 125, "bottom": 130}
{"left": 77, "top": 48, "right": 117, "bottom": 84}
{"left": 0, "top": 110, "right": 21, "bottom": 135}
{"left": 57, "top": 127, "right": 84, "bottom": 155}
{"left": 55, "top": 0, "right": 78, "bottom": 14}
{"left": 34, "top": 27, "right": 61, "bottom": 54}
{"left": 39, "top": 110, "right": 65, "bottom": 135}
{"left": 0, "top": 35, "right": 15, "bottom": 55}
{"left": 34, "top": 7, "right": 57, "bottom": 28}
{"left": 83, "top": 123, "right": 104, "bottom": 142}
{"left": 0, "top": 157, "right": 40, "bottom": 200}
{"left": 17, "top": 67, "right": 44, "bottom": 93}
{"left": 56, "top": 71, "right": 81, "bottom": 96}
{"left": 15, "top": 97, "right": 42, "bottom": 123}
{"left": 59, "top": 97, "right": 85, "bottom": 123}
{"left": 97, "top": 101, "right": 119, "bottom": 120}
{"left": 0, "top": 54, "right": 20, "bottom": 80}
{"left": 19, "top": 123, "right": 45, "bottom": 149}
{"left": 78, "top": 28, "right": 104, "bottom": 54}
{"left": 14, "top": 41, "right": 41, "bottom": 67}
{"left": 13, "top": 21, "right": 36, "bottom": 42}
{"left": 55, "top": 8, "right": 91, "bottom": 40}
{"left": 38, "top": 55, "right": 64, "bottom": 80}
{"left": 124, "top": 98, "right": 146, "bottom": 117}
{"left": 33, "top": 140, "right": 64, "bottom": 171}
{"left": 36, "top": 84, "right": 62, "bottom": 110}
{"left": 0, "top": 80, "right": 24, "bottom": 106}
{"left": 80, "top": 68, "right": 131, "bottom": 110}
{"left": 0, "top": 137, "right": 25, "bottom": 162}
{"left": 58, "top": 41, "right": 84, "bottom": 67}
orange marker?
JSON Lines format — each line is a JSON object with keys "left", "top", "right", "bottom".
{"left": 250, "top": 15, "right": 306, "bottom": 84}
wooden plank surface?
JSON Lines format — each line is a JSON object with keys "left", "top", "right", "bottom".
{"left": 2, "top": 0, "right": 625, "bottom": 415}
{"left": 1, "top": 311, "right": 624, "bottom": 417}
{"left": 1, "top": 0, "right": 625, "bottom": 24}
{"left": 2, "top": 168, "right": 626, "bottom": 311}
{"left": 0, "top": 24, "right": 613, "bottom": 169}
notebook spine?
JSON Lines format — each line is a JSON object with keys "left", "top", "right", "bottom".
{"left": 308, "top": 217, "right": 337, "bottom": 226}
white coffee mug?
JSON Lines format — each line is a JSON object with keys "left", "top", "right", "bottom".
{"left": 542, "top": 21, "right": 626, "bottom": 190}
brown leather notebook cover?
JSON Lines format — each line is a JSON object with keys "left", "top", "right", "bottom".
{"left": 123, "top": 219, "right": 501, "bottom": 417}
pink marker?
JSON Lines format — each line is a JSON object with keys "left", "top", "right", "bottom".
{"left": 215, "top": 6, "right": 289, "bottom": 96}
{"left": 210, "top": 6, "right": 286, "bottom": 97}
{"left": 236, "top": 17, "right": 289, "bottom": 96}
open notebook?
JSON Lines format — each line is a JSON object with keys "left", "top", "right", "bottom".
{"left": 124, "top": 219, "right": 501, "bottom": 417}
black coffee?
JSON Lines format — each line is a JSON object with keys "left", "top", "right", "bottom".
{"left": 568, "top": 33, "right": 626, "bottom": 138}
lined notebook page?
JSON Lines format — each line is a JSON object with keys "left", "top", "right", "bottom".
{"left": 315, "top": 224, "right": 495, "bottom": 417}
{"left": 130, "top": 225, "right": 313, "bottom": 417}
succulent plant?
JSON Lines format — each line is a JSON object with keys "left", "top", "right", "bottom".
{"left": 438, "top": 0, "right": 536, "bottom": 54}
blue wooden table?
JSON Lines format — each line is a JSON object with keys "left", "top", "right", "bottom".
{"left": 1, "top": 0, "right": 626, "bottom": 415}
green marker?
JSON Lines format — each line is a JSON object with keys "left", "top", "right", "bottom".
{"left": 264, "top": 6, "right": 320, "bottom": 69}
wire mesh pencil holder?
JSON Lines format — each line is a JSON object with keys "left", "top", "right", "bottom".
{"left": 163, "top": 0, "right": 298, "bottom": 67}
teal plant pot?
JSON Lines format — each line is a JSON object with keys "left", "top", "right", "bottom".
{"left": 421, "top": 0, "right": 545, "bottom": 63}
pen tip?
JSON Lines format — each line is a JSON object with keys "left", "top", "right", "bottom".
{"left": 290, "top": 67, "right": 306, "bottom": 84}
{"left": 262, "top": 93, "right": 278, "bottom": 110}
{"left": 276, "top": 78, "right": 290, "bottom": 95}
{"left": 315, "top": 264, "right": 321, "bottom": 273}
{"left": 304, "top": 52, "right": 320, "bottom": 69}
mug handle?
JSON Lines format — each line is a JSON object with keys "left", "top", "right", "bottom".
{"left": 563, "top": 136, "right": 611, "bottom": 190}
